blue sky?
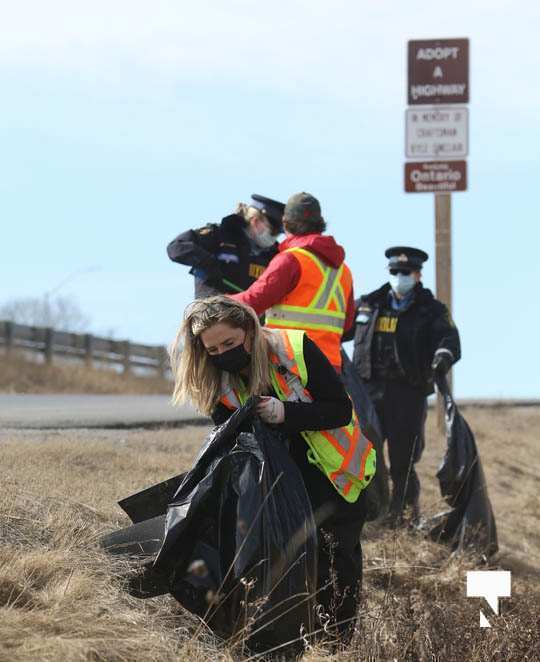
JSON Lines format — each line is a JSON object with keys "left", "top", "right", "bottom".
{"left": 2, "top": 1, "right": 539, "bottom": 397}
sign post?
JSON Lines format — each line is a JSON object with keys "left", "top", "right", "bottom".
{"left": 405, "top": 37, "right": 469, "bottom": 426}
{"left": 435, "top": 193, "right": 453, "bottom": 416}
{"left": 435, "top": 194, "right": 452, "bottom": 311}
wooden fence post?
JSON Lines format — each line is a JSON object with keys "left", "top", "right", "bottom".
{"left": 5, "top": 322, "right": 14, "bottom": 356}
{"left": 84, "top": 334, "right": 94, "bottom": 368}
{"left": 44, "top": 328, "right": 54, "bottom": 365}
{"left": 122, "top": 341, "right": 131, "bottom": 375}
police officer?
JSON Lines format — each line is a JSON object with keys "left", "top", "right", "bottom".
{"left": 352, "top": 246, "right": 461, "bottom": 525}
{"left": 166, "top": 195, "right": 285, "bottom": 298}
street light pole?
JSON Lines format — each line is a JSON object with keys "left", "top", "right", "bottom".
{"left": 42, "top": 266, "right": 100, "bottom": 329}
{"left": 44, "top": 266, "right": 101, "bottom": 299}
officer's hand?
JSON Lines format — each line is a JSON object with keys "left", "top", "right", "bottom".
{"left": 256, "top": 396, "right": 285, "bottom": 424}
{"left": 431, "top": 352, "right": 452, "bottom": 375}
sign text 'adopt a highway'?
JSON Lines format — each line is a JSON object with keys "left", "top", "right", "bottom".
{"left": 408, "top": 38, "right": 469, "bottom": 105}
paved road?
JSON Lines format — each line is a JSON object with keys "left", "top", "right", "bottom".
{"left": 0, "top": 394, "right": 207, "bottom": 429}
{"left": 2, "top": 394, "right": 538, "bottom": 430}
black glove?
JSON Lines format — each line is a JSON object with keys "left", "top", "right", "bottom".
{"left": 431, "top": 351, "right": 453, "bottom": 375}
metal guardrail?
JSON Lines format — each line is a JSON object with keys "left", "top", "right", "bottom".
{"left": 0, "top": 320, "right": 169, "bottom": 376}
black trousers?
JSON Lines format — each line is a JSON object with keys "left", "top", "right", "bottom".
{"left": 374, "top": 381, "right": 427, "bottom": 511}
{"left": 290, "top": 438, "right": 367, "bottom": 636}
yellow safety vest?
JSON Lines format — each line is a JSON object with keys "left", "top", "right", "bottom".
{"left": 220, "top": 329, "right": 376, "bottom": 503}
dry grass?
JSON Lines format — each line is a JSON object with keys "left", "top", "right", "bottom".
{"left": 0, "top": 355, "right": 172, "bottom": 395}
{"left": 1, "top": 408, "right": 539, "bottom": 661}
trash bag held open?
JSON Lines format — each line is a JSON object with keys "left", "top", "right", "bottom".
{"left": 427, "top": 374, "right": 498, "bottom": 557}
{"left": 102, "top": 397, "right": 318, "bottom": 650}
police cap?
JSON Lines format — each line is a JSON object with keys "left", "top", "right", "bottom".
{"left": 385, "top": 246, "right": 429, "bottom": 271}
{"left": 250, "top": 194, "right": 285, "bottom": 234}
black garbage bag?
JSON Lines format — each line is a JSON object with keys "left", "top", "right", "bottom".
{"left": 101, "top": 401, "right": 258, "bottom": 597}
{"left": 341, "top": 350, "right": 389, "bottom": 519}
{"left": 102, "top": 397, "right": 318, "bottom": 652}
{"left": 427, "top": 374, "right": 498, "bottom": 557}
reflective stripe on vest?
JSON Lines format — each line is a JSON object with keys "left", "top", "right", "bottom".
{"left": 219, "top": 329, "right": 376, "bottom": 503}
{"left": 265, "top": 247, "right": 352, "bottom": 368}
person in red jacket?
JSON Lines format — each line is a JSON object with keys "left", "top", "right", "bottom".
{"left": 230, "top": 192, "right": 355, "bottom": 371}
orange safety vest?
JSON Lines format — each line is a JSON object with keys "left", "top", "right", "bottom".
{"left": 219, "top": 329, "right": 376, "bottom": 503}
{"left": 265, "top": 247, "right": 353, "bottom": 369}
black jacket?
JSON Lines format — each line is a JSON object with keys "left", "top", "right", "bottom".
{"left": 352, "top": 283, "right": 461, "bottom": 394}
{"left": 167, "top": 214, "right": 278, "bottom": 298}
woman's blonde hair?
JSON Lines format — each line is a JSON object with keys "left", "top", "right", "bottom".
{"left": 170, "top": 296, "right": 274, "bottom": 415}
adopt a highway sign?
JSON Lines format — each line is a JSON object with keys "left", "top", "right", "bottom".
{"left": 404, "top": 160, "right": 467, "bottom": 193}
{"left": 408, "top": 38, "right": 469, "bottom": 105}
{"left": 406, "top": 106, "right": 468, "bottom": 159}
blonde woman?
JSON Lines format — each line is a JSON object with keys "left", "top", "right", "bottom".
{"left": 166, "top": 194, "right": 284, "bottom": 298}
{"left": 171, "top": 295, "right": 376, "bottom": 638}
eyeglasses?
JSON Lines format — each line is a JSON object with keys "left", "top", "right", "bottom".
{"left": 389, "top": 268, "right": 412, "bottom": 276}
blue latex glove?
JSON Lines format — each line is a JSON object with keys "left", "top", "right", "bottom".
{"left": 192, "top": 268, "right": 208, "bottom": 280}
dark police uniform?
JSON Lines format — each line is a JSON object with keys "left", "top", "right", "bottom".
{"left": 352, "top": 247, "right": 461, "bottom": 523}
{"left": 167, "top": 195, "right": 284, "bottom": 298}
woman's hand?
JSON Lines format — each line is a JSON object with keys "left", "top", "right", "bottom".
{"left": 256, "top": 396, "right": 285, "bottom": 424}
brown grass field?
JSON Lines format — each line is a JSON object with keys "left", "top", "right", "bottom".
{"left": 1, "top": 407, "right": 539, "bottom": 661}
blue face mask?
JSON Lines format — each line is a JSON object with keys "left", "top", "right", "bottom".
{"left": 389, "top": 273, "right": 416, "bottom": 297}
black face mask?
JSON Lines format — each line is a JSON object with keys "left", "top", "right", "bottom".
{"left": 209, "top": 343, "right": 251, "bottom": 373}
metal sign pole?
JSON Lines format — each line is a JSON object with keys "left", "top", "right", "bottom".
{"left": 435, "top": 193, "right": 452, "bottom": 429}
